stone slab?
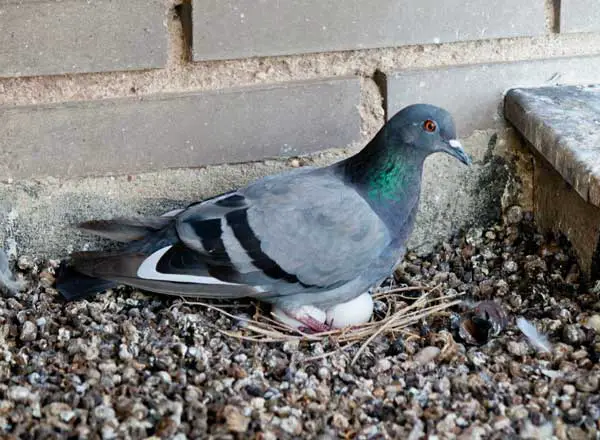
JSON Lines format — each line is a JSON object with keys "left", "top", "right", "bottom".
{"left": 560, "top": 0, "right": 600, "bottom": 33}
{"left": 0, "top": 0, "right": 167, "bottom": 78}
{"left": 387, "top": 56, "right": 600, "bottom": 138}
{"left": 505, "top": 85, "right": 600, "bottom": 208}
{"left": 533, "top": 151, "right": 600, "bottom": 280}
{"left": 192, "top": 0, "right": 546, "bottom": 61}
{"left": 0, "top": 78, "right": 361, "bottom": 180}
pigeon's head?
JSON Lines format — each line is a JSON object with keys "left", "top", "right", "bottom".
{"left": 386, "top": 104, "right": 471, "bottom": 166}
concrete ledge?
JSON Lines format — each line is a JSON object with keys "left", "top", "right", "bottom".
{"left": 504, "top": 84, "right": 600, "bottom": 280}
{"left": 505, "top": 85, "right": 600, "bottom": 207}
{"left": 532, "top": 152, "right": 600, "bottom": 280}
{"left": 0, "top": 77, "right": 361, "bottom": 180}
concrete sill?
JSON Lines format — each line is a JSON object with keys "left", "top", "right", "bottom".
{"left": 505, "top": 84, "right": 600, "bottom": 208}
{"left": 504, "top": 84, "right": 600, "bottom": 280}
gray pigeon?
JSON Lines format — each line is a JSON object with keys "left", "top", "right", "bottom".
{"left": 55, "top": 104, "right": 471, "bottom": 332}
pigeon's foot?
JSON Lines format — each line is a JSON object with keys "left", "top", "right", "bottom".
{"left": 271, "top": 292, "right": 374, "bottom": 333}
{"left": 271, "top": 305, "right": 331, "bottom": 333}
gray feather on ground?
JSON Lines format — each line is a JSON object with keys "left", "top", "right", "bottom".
{"left": 516, "top": 316, "right": 552, "bottom": 353}
{"left": 0, "top": 249, "right": 24, "bottom": 294}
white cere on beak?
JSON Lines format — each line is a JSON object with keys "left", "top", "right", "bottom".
{"left": 449, "top": 139, "right": 463, "bottom": 149}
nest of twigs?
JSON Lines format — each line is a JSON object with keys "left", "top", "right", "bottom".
{"left": 181, "top": 285, "right": 464, "bottom": 364}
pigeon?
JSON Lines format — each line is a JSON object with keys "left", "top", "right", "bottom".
{"left": 55, "top": 103, "right": 471, "bottom": 332}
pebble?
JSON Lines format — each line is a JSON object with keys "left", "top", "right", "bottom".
{"left": 331, "top": 413, "right": 349, "bottom": 430}
{"left": 467, "top": 351, "right": 487, "bottom": 368}
{"left": 505, "top": 206, "right": 524, "bottom": 224}
{"left": 436, "top": 414, "right": 457, "bottom": 432}
{"left": 373, "top": 358, "right": 392, "bottom": 373}
{"left": 39, "top": 271, "right": 55, "bottom": 288}
{"left": 495, "top": 279, "right": 509, "bottom": 296}
{"left": 575, "top": 374, "right": 599, "bottom": 392}
{"left": 485, "top": 231, "right": 496, "bottom": 240}
{"left": 533, "top": 379, "right": 549, "bottom": 397}
{"left": 435, "top": 377, "right": 451, "bottom": 394}
{"left": 565, "top": 408, "right": 582, "bottom": 423}
{"left": 57, "top": 328, "right": 71, "bottom": 342}
{"left": 585, "top": 314, "right": 600, "bottom": 332}
{"left": 282, "top": 341, "right": 299, "bottom": 353}
{"left": 20, "top": 321, "right": 37, "bottom": 341}
{"left": 317, "top": 367, "right": 330, "bottom": 380}
{"left": 7, "top": 386, "right": 34, "bottom": 403}
{"left": 94, "top": 405, "right": 116, "bottom": 421}
{"left": 493, "top": 416, "right": 511, "bottom": 430}
{"left": 17, "top": 256, "right": 34, "bottom": 271}
{"left": 223, "top": 405, "right": 249, "bottom": 433}
{"left": 279, "top": 416, "right": 303, "bottom": 435}
{"left": 118, "top": 344, "right": 133, "bottom": 362}
{"left": 563, "top": 384, "right": 576, "bottom": 396}
{"left": 502, "top": 260, "right": 518, "bottom": 274}
{"left": 507, "top": 341, "right": 530, "bottom": 357}
{"left": 414, "top": 346, "right": 440, "bottom": 365}
{"left": 562, "top": 325, "right": 586, "bottom": 345}
{"left": 157, "top": 371, "right": 172, "bottom": 384}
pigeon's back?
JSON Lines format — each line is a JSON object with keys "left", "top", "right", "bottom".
{"left": 176, "top": 166, "right": 396, "bottom": 300}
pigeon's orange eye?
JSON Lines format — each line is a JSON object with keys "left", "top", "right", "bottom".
{"left": 423, "top": 120, "right": 437, "bottom": 132}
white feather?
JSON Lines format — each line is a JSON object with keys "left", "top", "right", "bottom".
{"left": 137, "top": 245, "right": 240, "bottom": 285}
{"left": 161, "top": 208, "right": 184, "bottom": 217}
{"left": 0, "top": 249, "right": 24, "bottom": 294}
{"left": 160, "top": 191, "right": 238, "bottom": 218}
{"left": 517, "top": 317, "right": 552, "bottom": 353}
{"left": 220, "top": 220, "right": 256, "bottom": 274}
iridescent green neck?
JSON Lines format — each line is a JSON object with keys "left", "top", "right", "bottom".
{"left": 365, "top": 155, "right": 418, "bottom": 200}
{"left": 340, "top": 131, "right": 425, "bottom": 202}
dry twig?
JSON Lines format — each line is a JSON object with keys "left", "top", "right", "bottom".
{"left": 179, "top": 284, "right": 464, "bottom": 362}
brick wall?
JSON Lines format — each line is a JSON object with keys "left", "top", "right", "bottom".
{"left": 2, "top": 0, "right": 600, "bottom": 180}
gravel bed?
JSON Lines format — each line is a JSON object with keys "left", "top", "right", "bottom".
{"left": 1, "top": 206, "right": 599, "bottom": 439}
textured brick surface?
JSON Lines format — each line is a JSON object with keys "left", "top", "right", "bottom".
{"left": 0, "top": 0, "right": 167, "bottom": 78}
{"left": 505, "top": 85, "right": 600, "bottom": 207}
{"left": 192, "top": 0, "right": 546, "bottom": 61}
{"left": 0, "top": 78, "right": 361, "bottom": 179}
{"left": 560, "top": 0, "right": 600, "bottom": 33}
{"left": 387, "top": 56, "right": 600, "bottom": 137}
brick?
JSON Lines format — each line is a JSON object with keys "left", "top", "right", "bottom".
{"left": 0, "top": 0, "right": 167, "bottom": 78}
{"left": 386, "top": 56, "right": 600, "bottom": 137}
{"left": 192, "top": 0, "right": 545, "bottom": 61}
{"left": 0, "top": 78, "right": 361, "bottom": 180}
{"left": 560, "top": 0, "right": 600, "bottom": 33}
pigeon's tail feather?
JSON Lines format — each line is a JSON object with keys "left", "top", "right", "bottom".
{"left": 56, "top": 248, "right": 260, "bottom": 301}
{"left": 55, "top": 263, "right": 119, "bottom": 300}
{"left": 78, "top": 216, "right": 175, "bottom": 243}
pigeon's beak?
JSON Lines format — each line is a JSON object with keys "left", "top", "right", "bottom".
{"left": 443, "top": 139, "right": 472, "bottom": 166}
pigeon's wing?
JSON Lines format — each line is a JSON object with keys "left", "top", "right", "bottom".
{"left": 169, "top": 168, "right": 392, "bottom": 293}
{"left": 60, "top": 168, "right": 393, "bottom": 301}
